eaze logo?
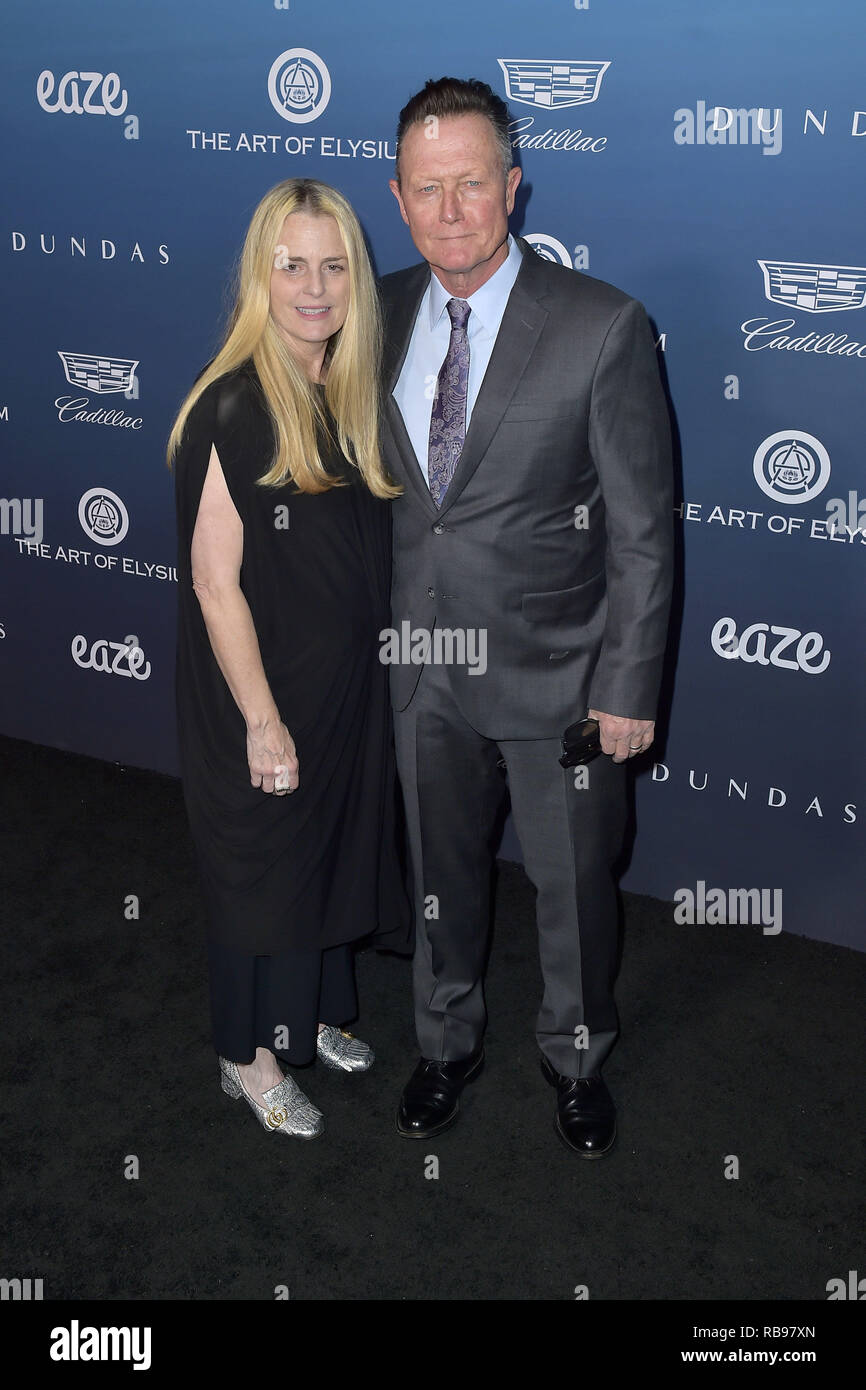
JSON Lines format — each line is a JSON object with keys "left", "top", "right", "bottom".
{"left": 37, "top": 70, "right": 128, "bottom": 116}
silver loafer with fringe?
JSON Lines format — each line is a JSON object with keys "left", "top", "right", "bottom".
{"left": 219, "top": 1056, "right": 324, "bottom": 1138}
{"left": 316, "top": 1025, "right": 375, "bottom": 1072}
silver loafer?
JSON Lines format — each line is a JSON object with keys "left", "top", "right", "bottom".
{"left": 316, "top": 1025, "right": 375, "bottom": 1072}
{"left": 218, "top": 1056, "right": 324, "bottom": 1139}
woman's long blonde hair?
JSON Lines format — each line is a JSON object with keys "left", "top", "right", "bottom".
{"left": 167, "top": 178, "right": 400, "bottom": 497}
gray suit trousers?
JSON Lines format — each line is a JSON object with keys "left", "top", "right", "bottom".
{"left": 393, "top": 655, "right": 627, "bottom": 1078}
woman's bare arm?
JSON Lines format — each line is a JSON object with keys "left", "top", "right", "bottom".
{"left": 190, "top": 443, "right": 299, "bottom": 793}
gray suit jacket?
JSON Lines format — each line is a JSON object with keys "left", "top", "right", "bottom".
{"left": 380, "top": 236, "right": 674, "bottom": 739}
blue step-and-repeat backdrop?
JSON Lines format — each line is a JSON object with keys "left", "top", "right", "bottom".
{"left": 1, "top": 1, "right": 862, "bottom": 949}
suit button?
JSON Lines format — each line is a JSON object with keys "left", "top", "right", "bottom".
{"left": 427, "top": 587, "right": 435, "bottom": 598}
{"left": 432, "top": 522, "right": 444, "bottom": 535}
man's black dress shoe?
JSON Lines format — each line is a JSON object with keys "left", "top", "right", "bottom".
{"left": 540, "top": 1055, "right": 616, "bottom": 1158}
{"left": 396, "top": 1050, "right": 484, "bottom": 1138}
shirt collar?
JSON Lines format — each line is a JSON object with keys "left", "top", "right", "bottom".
{"left": 427, "top": 234, "right": 522, "bottom": 333}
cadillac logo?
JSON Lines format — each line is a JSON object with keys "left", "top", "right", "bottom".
{"left": 497, "top": 59, "right": 610, "bottom": 109}
{"left": 58, "top": 351, "right": 138, "bottom": 394}
{"left": 758, "top": 260, "right": 866, "bottom": 314}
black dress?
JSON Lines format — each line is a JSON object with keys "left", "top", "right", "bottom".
{"left": 173, "top": 361, "right": 410, "bottom": 1062}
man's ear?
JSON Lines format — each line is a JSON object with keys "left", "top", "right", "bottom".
{"left": 505, "top": 164, "right": 522, "bottom": 216}
{"left": 389, "top": 177, "right": 410, "bottom": 226}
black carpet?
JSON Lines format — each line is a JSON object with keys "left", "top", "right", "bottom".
{"left": 1, "top": 732, "right": 863, "bottom": 1302}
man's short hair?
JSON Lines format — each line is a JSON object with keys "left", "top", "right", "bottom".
{"left": 395, "top": 77, "right": 513, "bottom": 183}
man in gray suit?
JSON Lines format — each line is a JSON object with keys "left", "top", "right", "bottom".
{"left": 380, "top": 77, "right": 673, "bottom": 1156}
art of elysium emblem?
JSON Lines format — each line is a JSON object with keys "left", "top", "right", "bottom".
{"left": 497, "top": 59, "right": 610, "bottom": 109}
{"left": 78, "top": 487, "right": 129, "bottom": 545}
{"left": 525, "top": 233, "right": 572, "bottom": 267}
{"left": 752, "top": 431, "right": 831, "bottom": 505}
{"left": 267, "top": 48, "right": 331, "bottom": 123}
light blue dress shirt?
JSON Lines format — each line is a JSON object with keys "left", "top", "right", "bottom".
{"left": 393, "top": 234, "right": 523, "bottom": 482}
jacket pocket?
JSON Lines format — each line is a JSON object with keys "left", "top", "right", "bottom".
{"left": 520, "top": 569, "right": 606, "bottom": 625}
{"left": 502, "top": 402, "right": 576, "bottom": 423}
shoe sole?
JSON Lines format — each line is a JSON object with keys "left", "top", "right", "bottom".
{"left": 395, "top": 1052, "right": 485, "bottom": 1139}
{"left": 318, "top": 1059, "right": 375, "bottom": 1073}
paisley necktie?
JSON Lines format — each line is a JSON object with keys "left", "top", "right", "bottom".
{"left": 427, "top": 297, "right": 471, "bottom": 506}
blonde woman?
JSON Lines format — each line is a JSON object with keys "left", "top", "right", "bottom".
{"left": 168, "top": 178, "right": 410, "bottom": 1139}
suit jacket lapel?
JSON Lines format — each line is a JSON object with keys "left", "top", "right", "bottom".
{"left": 383, "top": 261, "right": 430, "bottom": 393}
{"left": 382, "top": 237, "right": 549, "bottom": 517}
{"left": 384, "top": 395, "right": 437, "bottom": 514}
{"left": 438, "top": 249, "right": 548, "bottom": 516}
{"left": 382, "top": 262, "right": 438, "bottom": 514}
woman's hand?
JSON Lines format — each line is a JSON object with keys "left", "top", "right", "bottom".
{"left": 246, "top": 718, "right": 299, "bottom": 795}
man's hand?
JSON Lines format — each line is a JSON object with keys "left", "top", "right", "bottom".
{"left": 588, "top": 709, "right": 655, "bottom": 764}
